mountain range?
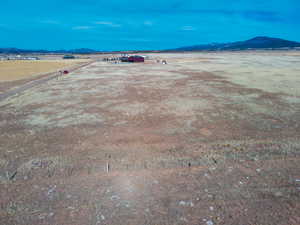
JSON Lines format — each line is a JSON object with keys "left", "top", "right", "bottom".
{"left": 1, "top": 37, "right": 300, "bottom": 54}
{"left": 171, "top": 36, "right": 300, "bottom": 51}
{"left": 0, "top": 48, "right": 98, "bottom": 54}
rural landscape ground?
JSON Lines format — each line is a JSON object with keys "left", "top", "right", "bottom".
{"left": 0, "top": 59, "right": 90, "bottom": 94}
{"left": 0, "top": 51, "right": 300, "bottom": 225}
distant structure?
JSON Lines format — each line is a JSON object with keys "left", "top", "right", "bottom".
{"left": 26, "top": 56, "right": 40, "bottom": 60}
{"left": 128, "top": 55, "right": 144, "bottom": 63}
{"left": 63, "top": 55, "right": 75, "bottom": 59}
{"left": 103, "top": 54, "right": 145, "bottom": 63}
{"left": 119, "top": 56, "right": 129, "bottom": 62}
{"left": 0, "top": 55, "right": 40, "bottom": 60}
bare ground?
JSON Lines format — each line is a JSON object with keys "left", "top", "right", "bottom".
{"left": 0, "top": 52, "right": 299, "bottom": 225}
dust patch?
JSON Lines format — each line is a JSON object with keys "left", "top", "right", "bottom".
{"left": 164, "top": 97, "right": 212, "bottom": 116}
{"left": 281, "top": 95, "right": 300, "bottom": 104}
{"left": 23, "top": 110, "right": 104, "bottom": 128}
{"left": 109, "top": 102, "right": 147, "bottom": 116}
{"left": 0, "top": 87, "right": 77, "bottom": 109}
{"left": 188, "top": 53, "right": 300, "bottom": 96}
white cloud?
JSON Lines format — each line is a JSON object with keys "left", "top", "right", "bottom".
{"left": 95, "top": 21, "right": 121, "bottom": 27}
{"left": 181, "top": 26, "right": 197, "bottom": 31}
{"left": 72, "top": 26, "right": 93, "bottom": 30}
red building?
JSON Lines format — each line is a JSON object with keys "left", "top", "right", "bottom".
{"left": 128, "top": 55, "right": 144, "bottom": 63}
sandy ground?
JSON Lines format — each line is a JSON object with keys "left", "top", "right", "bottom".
{"left": 0, "top": 51, "right": 299, "bottom": 225}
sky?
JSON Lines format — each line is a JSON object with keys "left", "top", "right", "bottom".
{"left": 1, "top": 0, "right": 300, "bottom": 51}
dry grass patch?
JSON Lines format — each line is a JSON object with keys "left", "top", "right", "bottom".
{"left": 0, "top": 59, "right": 90, "bottom": 81}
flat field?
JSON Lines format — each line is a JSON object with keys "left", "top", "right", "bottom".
{"left": 0, "top": 59, "right": 91, "bottom": 94}
{"left": 0, "top": 51, "right": 299, "bottom": 225}
{"left": 0, "top": 59, "right": 90, "bottom": 81}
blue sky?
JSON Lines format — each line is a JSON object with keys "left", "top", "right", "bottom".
{"left": 1, "top": 0, "right": 300, "bottom": 51}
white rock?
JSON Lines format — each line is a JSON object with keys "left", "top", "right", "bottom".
{"left": 66, "top": 194, "right": 72, "bottom": 199}
{"left": 206, "top": 220, "right": 214, "bottom": 225}
{"left": 38, "top": 213, "right": 47, "bottom": 220}
{"left": 180, "top": 217, "right": 188, "bottom": 222}
{"left": 179, "top": 201, "right": 186, "bottom": 206}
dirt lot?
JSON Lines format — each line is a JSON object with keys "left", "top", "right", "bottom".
{"left": 0, "top": 51, "right": 299, "bottom": 225}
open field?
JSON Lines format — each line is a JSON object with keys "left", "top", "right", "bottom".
{"left": 0, "top": 51, "right": 300, "bottom": 225}
{"left": 0, "top": 59, "right": 91, "bottom": 94}
{"left": 0, "top": 59, "right": 90, "bottom": 82}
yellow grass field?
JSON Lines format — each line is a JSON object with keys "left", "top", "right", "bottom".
{"left": 0, "top": 59, "right": 90, "bottom": 82}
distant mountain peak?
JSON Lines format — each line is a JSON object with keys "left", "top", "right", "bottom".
{"left": 249, "top": 36, "right": 272, "bottom": 40}
{"left": 1, "top": 36, "right": 300, "bottom": 53}
{"left": 0, "top": 47, "right": 99, "bottom": 54}
{"left": 171, "top": 36, "right": 300, "bottom": 51}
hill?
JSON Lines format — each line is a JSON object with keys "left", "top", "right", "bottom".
{"left": 0, "top": 48, "right": 98, "bottom": 54}
{"left": 171, "top": 36, "right": 300, "bottom": 51}
{"left": 1, "top": 37, "right": 300, "bottom": 53}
